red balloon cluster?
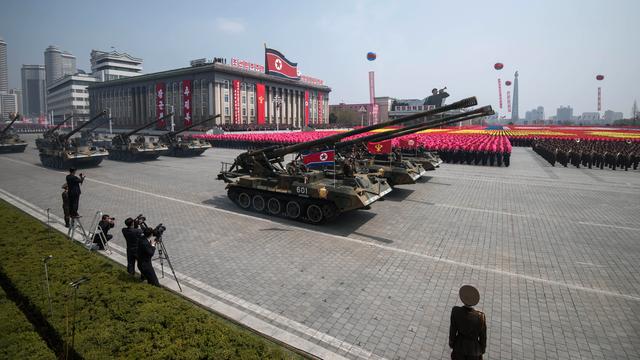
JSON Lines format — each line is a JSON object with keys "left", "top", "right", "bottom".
{"left": 494, "top": 63, "right": 504, "bottom": 70}
{"left": 596, "top": 74, "right": 604, "bottom": 81}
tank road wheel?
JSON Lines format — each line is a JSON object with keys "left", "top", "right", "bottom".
{"left": 322, "top": 204, "right": 338, "bottom": 222}
{"left": 252, "top": 194, "right": 266, "bottom": 212}
{"left": 306, "top": 204, "right": 324, "bottom": 223}
{"left": 285, "top": 200, "right": 301, "bottom": 219}
{"left": 267, "top": 198, "right": 281, "bottom": 215}
{"left": 237, "top": 192, "right": 251, "bottom": 209}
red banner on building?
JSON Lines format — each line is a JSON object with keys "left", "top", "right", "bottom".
{"left": 182, "top": 80, "right": 192, "bottom": 126}
{"left": 265, "top": 48, "right": 300, "bottom": 80}
{"left": 232, "top": 80, "right": 240, "bottom": 124}
{"left": 318, "top": 93, "right": 323, "bottom": 124}
{"left": 367, "top": 140, "right": 392, "bottom": 154}
{"left": 304, "top": 90, "right": 310, "bottom": 126}
{"left": 256, "top": 83, "right": 266, "bottom": 124}
{"left": 156, "top": 83, "right": 166, "bottom": 128}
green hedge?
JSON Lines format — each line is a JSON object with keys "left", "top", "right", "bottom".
{"left": 0, "top": 200, "right": 306, "bottom": 359}
{"left": 0, "top": 286, "right": 56, "bottom": 359}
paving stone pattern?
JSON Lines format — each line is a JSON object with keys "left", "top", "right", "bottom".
{"left": 0, "top": 135, "right": 639, "bottom": 359}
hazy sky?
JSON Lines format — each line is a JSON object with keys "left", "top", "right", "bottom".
{"left": 2, "top": 0, "right": 639, "bottom": 117}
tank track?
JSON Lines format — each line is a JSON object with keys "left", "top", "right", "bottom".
{"left": 0, "top": 143, "right": 28, "bottom": 153}
{"left": 227, "top": 187, "right": 338, "bottom": 224}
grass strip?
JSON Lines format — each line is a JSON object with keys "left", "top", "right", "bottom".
{"left": 0, "top": 199, "right": 307, "bottom": 359}
{"left": 0, "top": 285, "right": 57, "bottom": 359}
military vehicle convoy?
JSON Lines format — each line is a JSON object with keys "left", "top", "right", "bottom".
{"left": 218, "top": 97, "right": 482, "bottom": 223}
{"left": 108, "top": 114, "right": 172, "bottom": 161}
{"left": 159, "top": 115, "right": 219, "bottom": 157}
{"left": 0, "top": 113, "right": 28, "bottom": 153}
{"left": 36, "top": 111, "right": 110, "bottom": 169}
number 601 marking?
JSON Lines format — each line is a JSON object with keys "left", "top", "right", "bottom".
{"left": 296, "top": 186, "right": 308, "bottom": 195}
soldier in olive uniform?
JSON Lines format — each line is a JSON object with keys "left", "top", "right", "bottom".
{"left": 450, "top": 285, "right": 487, "bottom": 360}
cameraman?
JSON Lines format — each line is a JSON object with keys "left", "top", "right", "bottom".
{"left": 122, "top": 217, "right": 144, "bottom": 277}
{"left": 137, "top": 227, "right": 160, "bottom": 287}
{"left": 93, "top": 214, "right": 114, "bottom": 250}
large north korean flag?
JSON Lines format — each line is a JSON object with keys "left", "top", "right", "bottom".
{"left": 265, "top": 48, "right": 300, "bottom": 80}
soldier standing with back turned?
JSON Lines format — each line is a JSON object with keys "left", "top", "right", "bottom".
{"left": 450, "top": 285, "right": 487, "bottom": 360}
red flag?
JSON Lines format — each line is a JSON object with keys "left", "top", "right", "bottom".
{"left": 367, "top": 140, "right": 392, "bottom": 154}
{"left": 265, "top": 48, "right": 300, "bottom": 80}
{"left": 399, "top": 137, "right": 417, "bottom": 149}
{"left": 232, "top": 80, "right": 240, "bottom": 124}
{"left": 182, "top": 80, "right": 192, "bottom": 126}
{"left": 256, "top": 83, "right": 266, "bottom": 124}
{"left": 304, "top": 91, "right": 310, "bottom": 126}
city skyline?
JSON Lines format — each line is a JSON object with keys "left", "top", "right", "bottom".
{"left": 1, "top": 0, "right": 639, "bottom": 117}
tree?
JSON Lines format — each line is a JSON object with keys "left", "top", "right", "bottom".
{"left": 329, "top": 113, "right": 337, "bottom": 124}
{"left": 329, "top": 109, "right": 360, "bottom": 127}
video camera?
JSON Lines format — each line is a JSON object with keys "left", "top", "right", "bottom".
{"left": 134, "top": 214, "right": 166, "bottom": 240}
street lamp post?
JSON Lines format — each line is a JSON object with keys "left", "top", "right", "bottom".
{"left": 106, "top": 108, "right": 113, "bottom": 134}
{"left": 169, "top": 105, "right": 175, "bottom": 131}
{"left": 273, "top": 95, "right": 282, "bottom": 131}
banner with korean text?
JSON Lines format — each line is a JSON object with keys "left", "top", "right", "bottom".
{"left": 232, "top": 80, "right": 240, "bottom": 124}
{"left": 256, "top": 83, "right": 266, "bottom": 124}
{"left": 318, "top": 93, "right": 324, "bottom": 124}
{"left": 304, "top": 90, "right": 310, "bottom": 126}
{"left": 182, "top": 80, "right": 192, "bottom": 126}
{"left": 156, "top": 83, "right": 166, "bottom": 128}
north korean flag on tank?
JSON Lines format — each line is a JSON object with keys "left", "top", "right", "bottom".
{"left": 265, "top": 48, "right": 301, "bottom": 80}
{"left": 367, "top": 140, "right": 392, "bottom": 154}
{"left": 302, "top": 149, "right": 335, "bottom": 168}
{"left": 399, "top": 137, "right": 417, "bottom": 149}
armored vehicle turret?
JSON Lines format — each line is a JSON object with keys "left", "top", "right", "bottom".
{"left": 0, "top": 113, "right": 28, "bottom": 153}
{"left": 159, "top": 115, "right": 219, "bottom": 157}
{"left": 108, "top": 114, "right": 172, "bottom": 161}
{"left": 37, "top": 111, "right": 110, "bottom": 169}
{"left": 218, "top": 97, "right": 479, "bottom": 223}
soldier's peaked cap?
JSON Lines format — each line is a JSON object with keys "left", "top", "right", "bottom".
{"left": 459, "top": 285, "right": 480, "bottom": 306}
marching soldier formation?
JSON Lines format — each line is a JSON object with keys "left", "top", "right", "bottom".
{"left": 532, "top": 139, "right": 640, "bottom": 170}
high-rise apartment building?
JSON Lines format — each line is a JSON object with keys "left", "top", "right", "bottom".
{"left": 556, "top": 106, "right": 573, "bottom": 122}
{"left": 44, "top": 45, "right": 77, "bottom": 85}
{"left": 0, "top": 36, "right": 8, "bottom": 93}
{"left": 21, "top": 65, "right": 47, "bottom": 117}
{"left": 0, "top": 92, "right": 18, "bottom": 120}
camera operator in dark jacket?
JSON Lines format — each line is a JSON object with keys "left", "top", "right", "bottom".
{"left": 122, "top": 217, "right": 144, "bottom": 276}
{"left": 93, "top": 214, "right": 114, "bottom": 250}
{"left": 65, "top": 168, "right": 85, "bottom": 217}
{"left": 137, "top": 227, "right": 160, "bottom": 287}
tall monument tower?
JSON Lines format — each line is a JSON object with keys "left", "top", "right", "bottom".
{"left": 512, "top": 71, "right": 519, "bottom": 122}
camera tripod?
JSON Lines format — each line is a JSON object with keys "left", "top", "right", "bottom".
{"left": 153, "top": 235, "right": 182, "bottom": 292}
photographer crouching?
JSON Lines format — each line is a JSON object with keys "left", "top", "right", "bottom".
{"left": 93, "top": 214, "right": 115, "bottom": 250}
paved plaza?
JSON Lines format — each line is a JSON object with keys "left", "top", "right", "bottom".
{"left": 1, "top": 134, "right": 640, "bottom": 360}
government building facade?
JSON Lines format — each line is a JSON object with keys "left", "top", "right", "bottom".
{"left": 88, "top": 60, "right": 330, "bottom": 129}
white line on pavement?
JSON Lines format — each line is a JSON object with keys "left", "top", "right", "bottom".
{"left": 2, "top": 156, "right": 640, "bottom": 303}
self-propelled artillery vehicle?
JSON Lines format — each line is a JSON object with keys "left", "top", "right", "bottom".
{"left": 218, "top": 97, "right": 479, "bottom": 223}
{"left": 37, "top": 111, "right": 110, "bottom": 169}
{"left": 341, "top": 106, "right": 495, "bottom": 174}
{"left": 108, "top": 113, "right": 172, "bottom": 161}
{"left": 159, "top": 115, "right": 219, "bottom": 157}
{"left": 0, "top": 113, "right": 28, "bottom": 153}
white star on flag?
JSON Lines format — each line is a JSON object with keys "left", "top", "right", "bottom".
{"left": 157, "top": 89, "right": 164, "bottom": 98}
{"left": 183, "top": 87, "right": 190, "bottom": 96}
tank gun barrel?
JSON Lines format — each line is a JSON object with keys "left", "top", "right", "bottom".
{"left": 123, "top": 112, "right": 174, "bottom": 138}
{"left": 83, "top": 116, "right": 111, "bottom": 134}
{"left": 44, "top": 114, "right": 74, "bottom": 137}
{"left": 164, "top": 114, "right": 221, "bottom": 138}
{"left": 1, "top": 113, "right": 21, "bottom": 135}
{"left": 61, "top": 110, "right": 108, "bottom": 140}
{"left": 339, "top": 106, "right": 494, "bottom": 148}
{"left": 269, "top": 97, "right": 478, "bottom": 158}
